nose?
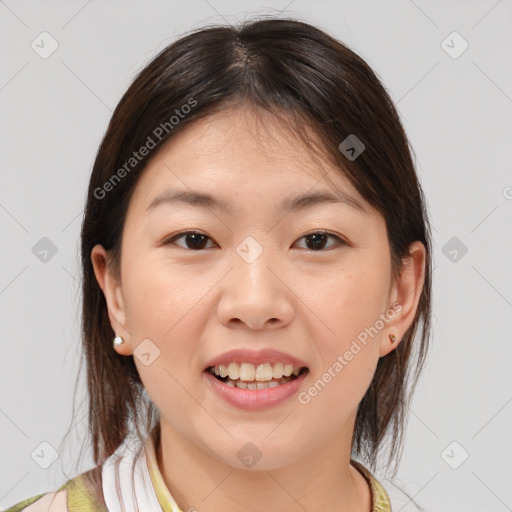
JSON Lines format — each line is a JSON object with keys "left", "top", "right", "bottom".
{"left": 216, "top": 246, "right": 294, "bottom": 331}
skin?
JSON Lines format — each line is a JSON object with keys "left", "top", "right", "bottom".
{"left": 92, "top": 106, "right": 426, "bottom": 512}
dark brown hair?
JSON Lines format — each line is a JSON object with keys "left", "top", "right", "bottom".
{"left": 61, "top": 16, "right": 431, "bottom": 503}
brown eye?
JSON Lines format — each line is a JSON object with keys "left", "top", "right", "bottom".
{"left": 294, "top": 231, "right": 346, "bottom": 251}
{"left": 163, "top": 230, "right": 346, "bottom": 252}
{"left": 165, "top": 231, "right": 216, "bottom": 250}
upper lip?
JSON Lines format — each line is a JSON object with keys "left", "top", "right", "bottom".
{"left": 204, "top": 348, "right": 308, "bottom": 371}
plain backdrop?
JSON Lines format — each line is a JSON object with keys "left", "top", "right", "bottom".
{"left": 1, "top": 1, "right": 511, "bottom": 511}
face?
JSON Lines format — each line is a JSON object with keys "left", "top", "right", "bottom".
{"left": 92, "top": 106, "right": 425, "bottom": 471}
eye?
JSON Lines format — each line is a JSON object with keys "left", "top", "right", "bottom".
{"left": 164, "top": 231, "right": 217, "bottom": 250}
{"left": 163, "top": 230, "right": 346, "bottom": 252}
{"left": 293, "top": 231, "right": 346, "bottom": 251}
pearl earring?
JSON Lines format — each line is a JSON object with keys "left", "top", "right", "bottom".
{"left": 113, "top": 336, "right": 125, "bottom": 348}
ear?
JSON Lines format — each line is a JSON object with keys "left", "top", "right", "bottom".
{"left": 90, "top": 244, "right": 133, "bottom": 355}
{"left": 379, "top": 240, "right": 427, "bottom": 357}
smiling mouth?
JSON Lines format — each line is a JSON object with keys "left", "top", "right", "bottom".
{"left": 207, "top": 366, "right": 309, "bottom": 390}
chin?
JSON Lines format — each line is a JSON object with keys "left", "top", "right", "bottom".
{"left": 206, "top": 435, "right": 306, "bottom": 472}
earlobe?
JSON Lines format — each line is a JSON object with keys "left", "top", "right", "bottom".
{"left": 379, "top": 241, "right": 426, "bottom": 357}
{"left": 90, "top": 244, "right": 131, "bottom": 354}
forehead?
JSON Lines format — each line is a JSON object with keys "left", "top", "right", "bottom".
{"left": 129, "top": 106, "right": 368, "bottom": 213}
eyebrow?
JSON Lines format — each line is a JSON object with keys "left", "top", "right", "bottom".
{"left": 145, "top": 189, "right": 368, "bottom": 215}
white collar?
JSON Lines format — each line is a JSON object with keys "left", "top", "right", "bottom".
{"left": 101, "top": 431, "right": 181, "bottom": 512}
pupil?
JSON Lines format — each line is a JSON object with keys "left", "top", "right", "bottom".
{"left": 186, "top": 233, "right": 208, "bottom": 250}
{"left": 306, "top": 233, "right": 327, "bottom": 250}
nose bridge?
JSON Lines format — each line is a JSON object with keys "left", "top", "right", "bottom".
{"left": 217, "top": 234, "right": 293, "bottom": 329}
{"left": 233, "top": 235, "right": 278, "bottom": 299}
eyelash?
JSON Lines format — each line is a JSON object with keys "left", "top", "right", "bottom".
{"left": 162, "top": 230, "right": 347, "bottom": 252}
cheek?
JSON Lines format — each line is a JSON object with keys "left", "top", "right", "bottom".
{"left": 121, "top": 252, "right": 209, "bottom": 334}
{"left": 302, "top": 286, "right": 382, "bottom": 422}
{"left": 311, "top": 261, "right": 390, "bottom": 345}
{"left": 303, "top": 259, "right": 389, "bottom": 409}
{"left": 119, "top": 258, "right": 206, "bottom": 408}
{"left": 299, "top": 359, "right": 374, "bottom": 435}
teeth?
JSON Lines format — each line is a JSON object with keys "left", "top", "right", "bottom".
{"left": 255, "top": 363, "right": 273, "bottom": 381}
{"left": 272, "top": 362, "right": 284, "bottom": 378}
{"left": 283, "top": 364, "right": 293, "bottom": 377}
{"left": 223, "top": 376, "right": 294, "bottom": 389}
{"left": 227, "top": 362, "right": 239, "bottom": 380}
{"left": 239, "top": 363, "right": 256, "bottom": 381}
{"left": 210, "top": 362, "right": 304, "bottom": 382}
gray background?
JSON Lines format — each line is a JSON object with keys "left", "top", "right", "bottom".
{"left": 1, "top": 1, "right": 511, "bottom": 511}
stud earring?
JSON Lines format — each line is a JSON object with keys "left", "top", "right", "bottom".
{"left": 113, "top": 336, "right": 125, "bottom": 348}
{"left": 389, "top": 333, "right": 397, "bottom": 344}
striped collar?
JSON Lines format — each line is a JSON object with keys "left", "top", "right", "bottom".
{"left": 144, "top": 429, "right": 182, "bottom": 512}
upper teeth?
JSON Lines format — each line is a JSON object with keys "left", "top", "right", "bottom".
{"left": 211, "top": 362, "right": 302, "bottom": 381}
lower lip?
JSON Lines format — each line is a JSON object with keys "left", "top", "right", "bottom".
{"left": 202, "top": 370, "right": 308, "bottom": 411}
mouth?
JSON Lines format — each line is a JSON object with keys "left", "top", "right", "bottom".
{"left": 203, "top": 362, "right": 310, "bottom": 410}
{"left": 206, "top": 362, "right": 309, "bottom": 390}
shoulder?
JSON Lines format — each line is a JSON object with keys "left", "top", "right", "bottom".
{"left": 4, "top": 465, "right": 107, "bottom": 512}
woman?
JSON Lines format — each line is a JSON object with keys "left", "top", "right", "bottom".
{"left": 7, "top": 17, "right": 432, "bottom": 512}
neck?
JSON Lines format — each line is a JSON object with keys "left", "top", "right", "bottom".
{"left": 155, "top": 417, "right": 372, "bottom": 512}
